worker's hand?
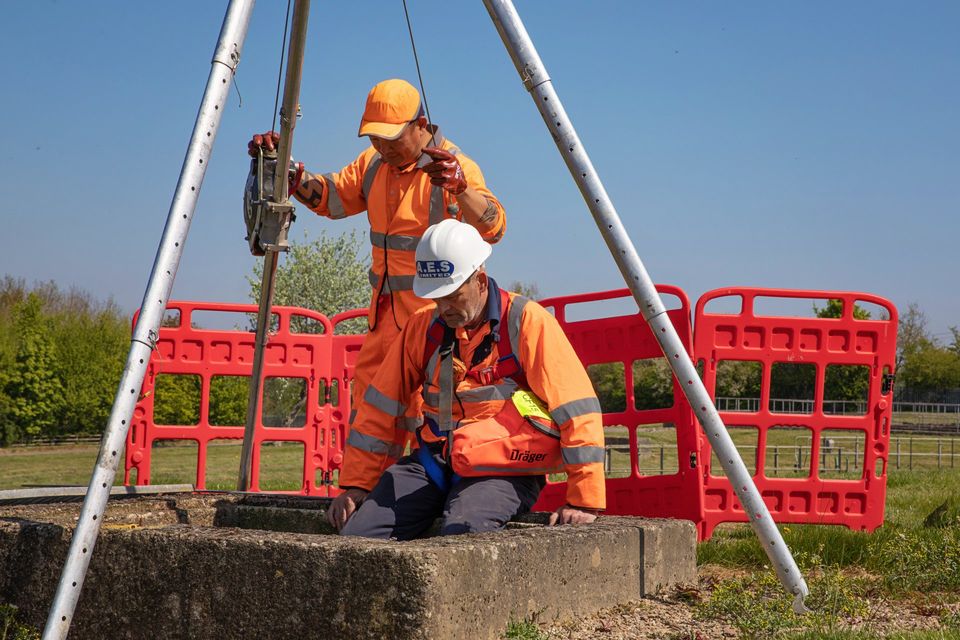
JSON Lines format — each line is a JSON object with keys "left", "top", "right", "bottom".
{"left": 422, "top": 147, "right": 468, "bottom": 195}
{"left": 548, "top": 504, "right": 599, "bottom": 526}
{"left": 288, "top": 159, "right": 305, "bottom": 196}
{"left": 327, "top": 488, "right": 369, "bottom": 531}
{"left": 248, "top": 130, "right": 280, "bottom": 157}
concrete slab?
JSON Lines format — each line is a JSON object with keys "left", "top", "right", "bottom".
{"left": 0, "top": 493, "right": 696, "bottom": 639}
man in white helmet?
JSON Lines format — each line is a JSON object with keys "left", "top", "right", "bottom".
{"left": 328, "top": 219, "right": 606, "bottom": 538}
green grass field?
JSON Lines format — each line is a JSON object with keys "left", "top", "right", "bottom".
{"left": 0, "top": 440, "right": 307, "bottom": 492}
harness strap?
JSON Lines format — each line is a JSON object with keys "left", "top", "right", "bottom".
{"left": 416, "top": 286, "right": 530, "bottom": 490}
{"left": 438, "top": 325, "right": 456, "bottom": 463}
{"left": 463, "top": 289, "right": 527, "bottom": 387}
{"left": 416, "top": 423, "right": 460, "bottom": 493}
{"left": 423, "top": 318, "right": 446, "bottom": 368}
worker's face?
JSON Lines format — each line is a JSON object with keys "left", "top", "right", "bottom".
{"left": 435, "top": 270, "right": 488, "bottom": 329}
{"left": 369, "top": 117, "right": 427, "bottom": 168}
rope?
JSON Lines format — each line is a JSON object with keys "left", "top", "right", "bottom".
{"left": 401, "top": 0, "right": 438, "bottom": 147}
{"left": 271, "top": 0, "right": 294, "bottom": 133}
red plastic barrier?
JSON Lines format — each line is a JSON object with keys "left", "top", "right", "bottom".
{"left": 126, "top": 286, "right": 897, "bottom": 540}
{"left": 125, "top": 301, "right": 355, "bottom": 496}
{"left": 324, "top": 308, "right": 368, "bottom": 487}
{"left": 531, "top": 287, "right": 704, "bottom": 525}
{"left": 693, "top": 288, "right": 897, "bottom": 539}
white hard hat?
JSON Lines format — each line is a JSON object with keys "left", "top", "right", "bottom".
{"left": 413, "top": 219, "right": 492, "bottom": 299}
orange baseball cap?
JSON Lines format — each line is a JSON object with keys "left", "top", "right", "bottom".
{"left": 357, "top": 79, "right": 422, "bottom": 140}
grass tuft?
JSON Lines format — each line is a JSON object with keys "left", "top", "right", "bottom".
{"left": 0, "top": 604, "right": 40, "bottom": 640}
{"left": 503, "top": 616, "right": 548, "bottom": 640}
{"left": 697, "top": 549, "right": 869, "bottom": 638}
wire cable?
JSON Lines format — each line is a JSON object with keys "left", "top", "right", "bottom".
{"left": 271, "top": 0, "right": 294, "bottom": 133}
{"left": 401, "top": 0, "right": 438, "bottom": 147}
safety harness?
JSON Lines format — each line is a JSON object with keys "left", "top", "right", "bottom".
{"left": 416, "top": 280, "right": 525, "bottom": 492}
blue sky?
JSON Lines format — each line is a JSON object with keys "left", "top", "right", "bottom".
{"left": 1, "top": 1, "right": 957, "bottom": 339}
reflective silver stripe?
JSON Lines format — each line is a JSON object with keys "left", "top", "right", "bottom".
{"left": 323, "top": 174, "right": 346, "bottom": 218}
{"left": 349, "top": 409, "right": 357, "bottom": 425}
{"left": 385, "top": 275, "right": 415, "bottom": 292}
{"left": 424, "top": 345, "right": 440, "bottom": 382}
{"left": 422, "top": 381, "right": 517, "bottom": 407}
{"left": 420, "top": 409, "right": 470, "bottom": 432}
{"left": 398, "top": 416, "right": 423, "bottom": 432}
{"left": 526, "top": 418, "right": 561, "bottom": 440}
{"left": 368, "top": 270, "right": 415, "bottom": 293}
{"left": 507, "top": 296, "right": 529, "bottom": 367}
{"left": 461, "top": 382, "right": 518, "bottom": 402}
{"left": 347, "top": 429, "right": 403, "bottom": 458}
{"left": 421, "top": 334, "right": 442, "bottom": 406}
{"left": 370, "top": 230, "right": 419, "bottom": 251}
{"left": 470, "top": 465, "right": 561, "bottom": 474}
{"left": 551, "top": 397, "right": 602, "bottom": 425}
{"left": 421, "top": 309, "right": 444, "bottom": 410}
{"left": 361, "top": 154, "right": 383, "bottom": 200}
{"left": 561, "top": 445, "right": 606, "bottom": 465}
{"left": 429, "top": 186, "right": 446, "bottom": 225}
{"left": 364, "top": 384, "right": 405, "bottom": 417}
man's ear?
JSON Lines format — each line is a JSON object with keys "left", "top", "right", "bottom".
{"left": 415, "top": 115, "right": 429, "bottom": 129}
{"left": 476, "top": 268, "right": 488, "bottom": 293}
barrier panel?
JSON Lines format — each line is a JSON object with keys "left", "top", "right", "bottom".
{"left": 693, "top": 288, "right": 897, "bottom": 539}
{"left": 323, "top": 308, "right": 368, "bottom": 488}
{"left": 531, "top": 287, "right": 704, "bottom": 525}
{"left": 127, "top": 286, "right": 896, "bottom": 539}
{"left": 125, "top": 301, "right": 348, "bottom": 496}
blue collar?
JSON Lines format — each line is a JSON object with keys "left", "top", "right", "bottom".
{"left": 485, "top": 277, "right": 502, "bottom": 331}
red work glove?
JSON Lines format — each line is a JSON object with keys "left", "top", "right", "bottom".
{"left": 288, "top": 160, "right": 305, "bottom": 196}
{"left": 247, "top": 130, "right": 279, "bottom": 157}
{"left": 422, "top": 147, "right": 468, "bottom": 195}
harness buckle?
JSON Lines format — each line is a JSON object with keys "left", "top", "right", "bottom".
{"left": 473, "top": 366, "right": 497, "bottom": 385}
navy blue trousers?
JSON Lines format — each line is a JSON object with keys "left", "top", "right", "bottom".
{"left": 340, "top": 451, "right": 543, "bottom": 540}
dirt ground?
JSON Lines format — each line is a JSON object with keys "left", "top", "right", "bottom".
{"left": 536, "top": 566, "right": 951, "bottom": 640}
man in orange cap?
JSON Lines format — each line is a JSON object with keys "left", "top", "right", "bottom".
{"left": 248, "top": 78, "right": 506, "bottom": 431}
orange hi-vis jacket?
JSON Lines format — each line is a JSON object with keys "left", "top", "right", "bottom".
{"left": 340, "top": 280, "right": 607, "bottom": 511}
{"left": 304, "top": 126, "right": 506, "bottom": 331}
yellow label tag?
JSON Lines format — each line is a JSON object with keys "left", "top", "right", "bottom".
{"left": 511, "top": 389, "right": 551, "bottom": 420}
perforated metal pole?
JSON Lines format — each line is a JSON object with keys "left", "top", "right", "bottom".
{"left": 238, "top": 0, "right": 311, "bottom": 491}
{"left": 482, "top": 0, "right": 809, "bottom": 609}
{"left": 41, "top": 2, "right": 256, "bottom": 637}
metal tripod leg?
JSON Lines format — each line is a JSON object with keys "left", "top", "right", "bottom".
{"left": 237, "top": 0, "right": 311, "bottom": 492}
{"left": 41, "top": 2, "right": 257, "bottom": 638}
{"left": 482, "top": 0, "right": 810, "bottom": 609}
{"left": 238, "top": 249, "right": 280, "bottom": 490}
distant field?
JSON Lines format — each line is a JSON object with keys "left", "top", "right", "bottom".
{"left": 0, "top": 440, "right": 306, "bottom": 492}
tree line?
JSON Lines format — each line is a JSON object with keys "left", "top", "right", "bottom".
{"left": 0, "top": 277, "right": 129, "bottom": 445}
{"left": 2, "top": 232, "right": 959, "bottom": 445}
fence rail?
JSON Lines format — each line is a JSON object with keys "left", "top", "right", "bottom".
{"left": 715, "top": 397, "right": 960, "bottom": 424}
{"left": 604, "top": 434, "right": 960, "bottom": 476}
{"left": 8, "top": 435, "right": 102, "bottom": 448}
